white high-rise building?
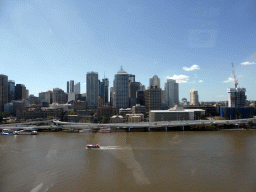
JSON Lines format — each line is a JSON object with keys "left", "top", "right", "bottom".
{"left": 164, "top": 79, "right": 179, "bottom": 108}
{"left": 113, "top": 67, "right": 129, "bottom": 109}
{"left": 227, "top": 88, "right": 246, "bottom": 107}
{"left": 86, "top": 72, "right": 99, "bottom": 108}
{"left": 190, "top": 88, "right": 199, "bottom": 106}
{"left": 74, "top": 82, "right": 80, "bottom": 94}
{"left": 149, "top": 75, "right": 160, "bottom": 89}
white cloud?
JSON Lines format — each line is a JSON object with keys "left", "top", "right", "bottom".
{"left": 82, "top": 83, "right": 86, "bottom": 86}
{"left": 198, "top": 80, "right": 203, "bottom": 83}
{"left": 183, "top": 65, "right": 200, "bottom": 71}
{"left": 224, "top": 77, "right": 234, "bottom": 83}
{"left": 241, "top": 61, "right": 256, "bottom": 65}
{"left": 167, "top": 75, "right": 189, "bottom": 83}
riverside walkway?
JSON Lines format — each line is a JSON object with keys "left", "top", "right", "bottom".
{"left": 1, "top": 118, "right": 256, "bottom": 131}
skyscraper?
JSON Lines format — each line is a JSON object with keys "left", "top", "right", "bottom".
{"left": 129, "top": 82, "right": 140, "bottom": 107}
{"left": 149, "top": 75, "right": 160, "bottom": 89}
{"left": 70, "top": 80, "right": 74, "bottom": 93}
{"left": 190, "top": 88, "right": 199, "bottom": 106}
{"left": 144, "top": 85, "right": 162, "bottom": 112}
{"left": 113, "top": 67, "right": 129, "bottom": 109}
{"left": 99, "top": 78, "right": 109, "bottom": 106}
{"left": 86, "top": 72, "right": 99, "bottom": 108}
{"left": 164, "top": 79, "right": 179, "bottom": 107}
{"left": 0, "top": 74, "right": 8, "bottom": 112}
{"left": 15, "top": 84, "right": 26, "bottom": 101}
{"left": 74, "top": 82, "right": 80, "bottom": 94}
{"left": 8, "top": 80, "right": 15, "bottom": 102}
{"left": 67, "top": 81, "right": 69, "bottom": 93}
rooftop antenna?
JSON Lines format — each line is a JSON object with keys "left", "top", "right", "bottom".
{"left": 232, "top": 63, "right": 238, "bottom": 88}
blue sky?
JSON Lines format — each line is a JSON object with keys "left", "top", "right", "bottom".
{"left": 1, "top": 0, "right": 256, "bottom": 101}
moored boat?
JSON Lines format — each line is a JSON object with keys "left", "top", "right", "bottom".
{"left": 1, "top": 129, "right": 13, "bottom": 136}
{"left": 100, "top": 128, "right": 112, "bottom": 133}
{"left": 86, "top": 144, "right": 100, "bottom": 149}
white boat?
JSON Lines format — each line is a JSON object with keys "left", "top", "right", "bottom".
{"left": 86, "top": 144, "right": 100, "bottom": 149}
{"left": 79, "top": 129, "right": 93, "bottom": 133}
{"left": 1, "top": 129, "right": 13, "bottom": 136}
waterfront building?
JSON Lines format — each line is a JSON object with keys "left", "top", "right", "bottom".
{"left": 149, "top": 106, "right": 205, "bottom": 122}
{"left": 67, "top": 81, "right": 69, "bottom": 93}
{"left": 129, "top": 82, "right": 141, "bottom": 108}
{"left": 86, "top": 72, "right": 99, "bottom": 108}
{"left": 164, "top": 79, "right": 179, "bottom": 108}
{"left": 15, "top": 84, "right": 26, "bottom": 101}
{"left": 74, "top": 82, "right": 80, "bottom": 94}
{"left": 126, "top": 114, "right": 144, "bottom": 122}
{"left": 144, "top": 85, "right": 162, "bottom": 112}
{"left": 110, "top": 115, "right": 124, "bottom": 123}
{"left": 149, "top": 75, "right": 160, "bottom": 88}
{"left": 0, "top": 74, "right": 8, "bottom": 112}
{"left": 132, "top": 104, "right": 146, "bottom": 115}
{"left": 70, "top": 80, "right": 74, "bottom": 93}
{"left": 8, "top": 80, "right": 15, "bottom": 102}
{"left": 227, "top": 88, "right": 246, "bottom": 107}
{"left": 113, "top": 67, "right": 129, "bottom": 109}
{"left": 52, "top": 88, "right": 67, "bottom": 104}
{"left": 221, "top": 106, "right": 254, "bottom": 120}
{"left": 96, "top": 106, "right": 118, "bottom": 117}
{"left": 190, "top": 88, "right": 199, "bottom": 106}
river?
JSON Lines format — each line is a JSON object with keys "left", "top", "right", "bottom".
{"left": 1, "top": 130, "right": 256, "bottom": 192}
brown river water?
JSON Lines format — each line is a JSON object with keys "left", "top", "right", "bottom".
{"left": 1, "top": 130, "right": 256, "bottom": 192}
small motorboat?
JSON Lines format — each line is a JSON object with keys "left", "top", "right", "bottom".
{"left": 86, "top": 144, "right": 100, "bottom": 149}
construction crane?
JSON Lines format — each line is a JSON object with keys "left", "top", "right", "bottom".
{"left": 232, "top": 63, "right": 238, "bottom": 88}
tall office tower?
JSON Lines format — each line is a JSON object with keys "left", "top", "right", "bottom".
{"left": 190, "top": 88, "right": 199, "bottom": 106}
{"left": 129, "top": 74, "right": 135, "bottom": 82}
{"left": 129, "top": 82, "right": 141, "bottom": 107}
{"left": 136, "top": 90, "right": 145, "bottom": 106}
{"left": 53, "top": 88, "right": 67, "bottom": 104}
{"left": 26, "top": 90, "right": 29, "bottom": 100}
{"left": 227, "top": 88, "right": 246, "bottom": 107}
{"left": 0, "top": 75, "right": 8, "bottom": 112}
{"left": 8, "top": 80, "right": 15, "bottom": 102}
{"left": 15, "top": 84, "right": 26, "bottom": 101}
{"left": 67, "top": 81, "right": 69, "bottom": 93}
{"left": 74, "top": 82, "right": 80, "bottom": 94}
{"left": 144, "top": 85, "right": 162, "bottom": 112}
{"left": 113, "top": 67, "right": 129, "bottom": 109}
{"left": 70, "top": 80, "right": 74, "bottom": 93}
{"left": 149, "top": 75, "right": 160, "bottom": 88}
{"left": 164, "top": 79, "right": 179, "bottom": 108}
{"left": 87, "top": 72, "right": 99, "bottom": 108}
{"left": 110, "top": 87, "right": 114, "bottom": 106}
{"left": 99, "top": 78, "right": 109, "bottom": 106}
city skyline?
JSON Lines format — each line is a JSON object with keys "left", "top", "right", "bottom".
{"left": 1, "top": 0, "right": 256, "bottom": 101}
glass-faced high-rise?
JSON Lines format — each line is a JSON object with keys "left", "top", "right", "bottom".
{"left": 164, "top": 79, "right": 179, "bottom": 108}
{"left": 113, "top": 68, "right": 129, "bottom": 109}
{"left": 0, "top": 74, "right": 8, "bottom": 112}
{"left": 86, "top": 72, "right": 99, "bottom": 108}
